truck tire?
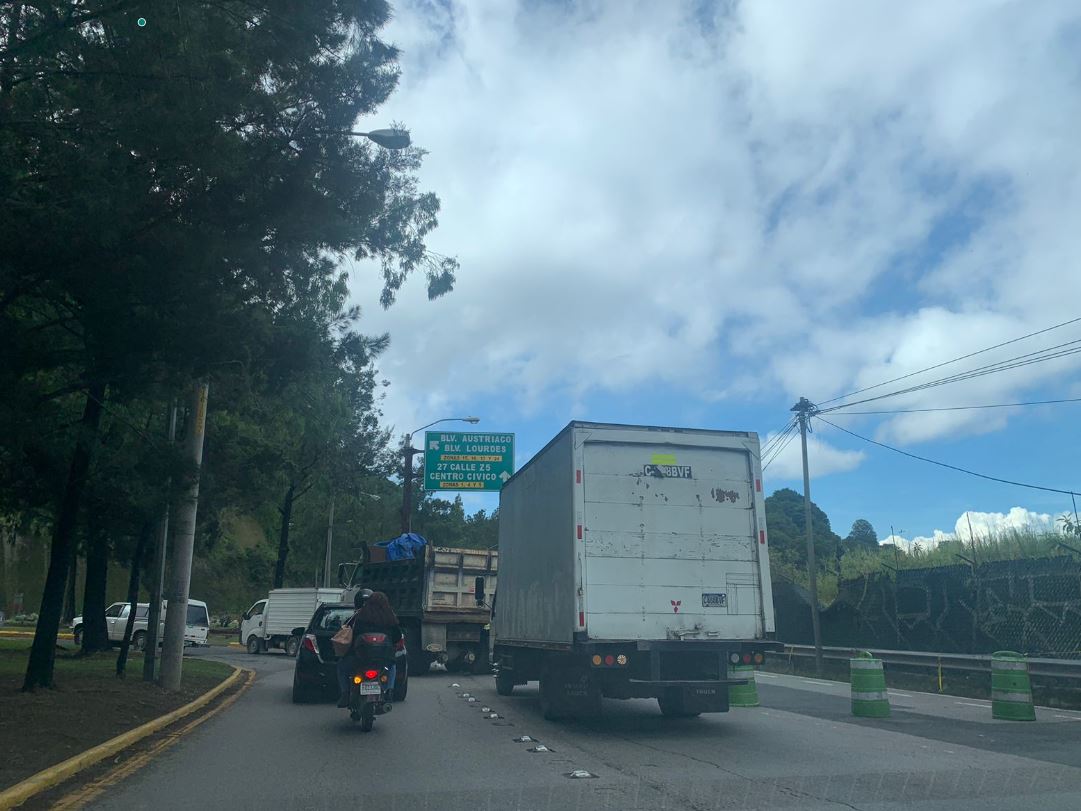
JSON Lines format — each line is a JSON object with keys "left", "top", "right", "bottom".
{"left": 657, "top": 691, "right": 701, "bottom": 719}
{"left": 73, "top": 626, "right": 83, "bottom": 647}
{"left": 246, "top": 635, "right": 263, "bottom": 655}
{"left": 495, "top": 668, "right": 515, "bottom": 696}
{"left": 285, "top": 635, "right": 300, "bottom": 657}
{"left": 132, "top": 631, "right": 147, "bottom": 652}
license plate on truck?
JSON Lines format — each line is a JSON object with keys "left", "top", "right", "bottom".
{"left": 702, "top": 593, "right": 727, "bottom": 607}
{"left": 359, "top": 681, "right": 381, "bottom": 695}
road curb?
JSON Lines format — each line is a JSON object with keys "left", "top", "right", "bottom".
{"left": 0, "top": 666, "right": 250, "bottom": 810}
{"left": 0, "top": 631, "right": 74, "bottom": 640}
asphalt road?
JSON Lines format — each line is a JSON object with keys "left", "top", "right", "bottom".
{"left": 87, "top": 648, "right": 1081, "bottom": 811}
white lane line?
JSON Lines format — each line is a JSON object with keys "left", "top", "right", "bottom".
{"left": 800, "top": 678, "right": 843, "bottom": 687}
{"left": 888, "top": 691, "right": 912, "bottom": 698}
{"left": 1054, "top": 714, "right": 1081, "bottom": 721}
{"left": 957, "top": 701, "right": 991, "bottom": 708}
{"left": 756, "top": 672, "right": 778, "bottom": 678}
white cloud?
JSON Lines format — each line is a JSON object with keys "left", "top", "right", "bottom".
{"left": 348, "top": 1, "right": 1081, "bottom": 447}
{"left": 881, "top": 506, "right": 1057, "bottom": 551}
{"left": 763, "top": 430, "right": 865, "bottom": 482}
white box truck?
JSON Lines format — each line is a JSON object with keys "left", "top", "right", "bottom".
{"left": 240, "top": 588, "right": 343, "bottom": 656}
{"left": 490, "top": 421, "right": 780, "bottom": 719}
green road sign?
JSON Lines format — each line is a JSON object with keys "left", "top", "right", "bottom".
{"left": 423, "top": 431, "right": 515, "bottom": 491}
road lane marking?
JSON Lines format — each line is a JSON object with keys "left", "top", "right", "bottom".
{"left": 800, "top": 678, "right": 843, "bottom": 687}
{"left": 1054, "top": 714, "right": 1081, "bottom": 721}
{"left": 756, "top": 672, "right": 778, "bottom": 678}
{"left": 957, "top": 701, "right": 990, "bottom": 708}
{"left": 888, "top": 691, "right": 912, "bottom": 698}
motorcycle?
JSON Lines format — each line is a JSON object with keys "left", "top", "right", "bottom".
{"left": 347, "top": 631, "right": 396, "bottom": 732}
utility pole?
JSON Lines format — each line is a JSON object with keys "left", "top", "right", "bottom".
{"left": 792, "top": 397, "right": 823, "bottom": 676}
{"left": 323, "top": 494, "right": 335, "bottom": 588}
{"left": 160, "top": 381, "right": 208, "bottom": 691}
{"left": 400, "top": 434, "right": 419, "bottom": 535}
{"left": 144, "top": 401, "right": 177, "bottom": 682}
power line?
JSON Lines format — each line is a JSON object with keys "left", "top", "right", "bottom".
{"left": 826, "top": 396, "right": 1081, "bottom": 416}
{"left": 761, "top": 417, "right": 797, "bottom": 457}
{"left": 761, "top": 419, "right": 799, "bottom": 467}
{"left": 815, "top": 414, "right": 1080, "bottom": 497}
{"left": 763, "top": 429, "right": 799, "bottom": 471}
{"left": 817, "top": 339, "right": 1081, "bottom": 414}
{"left": 816, "top": 315, "right": 1081, "bottom": 408}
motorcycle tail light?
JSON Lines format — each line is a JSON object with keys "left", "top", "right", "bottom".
{"left": 364, "top": 669, "right": 379, "bottom": 680}
{"left": 353, "top": 676, "right": 362, "bottom": 685}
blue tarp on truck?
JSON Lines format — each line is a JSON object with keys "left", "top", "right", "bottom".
{"left": 374, "top": 533, "right": 428, "bottom": 561}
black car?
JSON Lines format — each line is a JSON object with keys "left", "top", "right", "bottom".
{"left": 291, "top": 602, "right": 409, "bottom": 704}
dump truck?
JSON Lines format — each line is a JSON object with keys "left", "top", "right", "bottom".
{"left": 489, "top": 421, "right": 780, "bottom": 719}
{"left": 340, "top": 541, "right": 498, "bottom": 675}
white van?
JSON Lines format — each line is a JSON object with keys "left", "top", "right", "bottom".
{"left": 72, "top": 599, "right": 210, "bottom": 649}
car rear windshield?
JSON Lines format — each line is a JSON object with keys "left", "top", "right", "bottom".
{"left": 315, "top": 607, "right": 355, "bottom": 632}
{"left": 186, "top": 604, "right": 209, "bottom": 627}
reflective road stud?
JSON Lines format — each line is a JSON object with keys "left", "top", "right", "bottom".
{"left": 991, "top": 651, "right": 1036, "bottom": 721}
{"left": 850, "top": 651, "right": 890, "bottom": 718}
{"left": 728, "top": 664, "right": 759, "bottom": 707}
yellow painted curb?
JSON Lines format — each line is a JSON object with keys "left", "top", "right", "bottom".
{"left": 0, "top": 631, "right": 75, "bottom": 640}
{"left": 0, "top": 666, "right": 248, "bottom": 811}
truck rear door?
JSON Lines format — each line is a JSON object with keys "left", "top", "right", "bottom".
{"left": 581, "top": 438, "right": 764, "bottom": 641}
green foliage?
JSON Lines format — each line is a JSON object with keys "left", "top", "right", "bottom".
{"left": 843, "top": 518, "right": 879, "bottom": 553}
{"left": 765, "top": 488, "right": 843, "bottom": 567}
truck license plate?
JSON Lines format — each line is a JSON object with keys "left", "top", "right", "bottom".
{"left": 702, "top": 592, "right": 727, "bottom": 607}
{"left": 359, "top": 681, "right": 381, "bottom": 695}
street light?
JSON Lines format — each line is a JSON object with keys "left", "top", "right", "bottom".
{"left": 315, "top": 127, "right": 411, "bottom": 150}
{"left": 401, "top": 416, "right": 481, "bottom": 534}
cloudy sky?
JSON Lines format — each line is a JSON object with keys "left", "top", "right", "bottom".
{"left": 349, "top": 0, "right": 1081, "bottom": 547}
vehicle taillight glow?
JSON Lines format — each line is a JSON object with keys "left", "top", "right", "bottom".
{"left": 353, "top": 675, "right": 362, "bottom": 684}
{"left": 360, "top": 632, "right": 387, "bottom": 644}
{"left": 364, "top": 669, "right": 379, "bottom": 680}
{"left": 604, "top": 655, "right": 615, "bottom": 666}
{"left": 302, "top": 634, "right": 319, "bottom": 655}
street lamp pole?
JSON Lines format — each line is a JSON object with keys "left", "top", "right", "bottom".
{"left": 400, "top": 417, "right": 480, "bottom": 534}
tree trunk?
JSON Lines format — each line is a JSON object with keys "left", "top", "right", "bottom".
{"left": 273, "top": 482, "right": 295, "bottom": 589}
{"left": 117, "top": 522, "right": 151, "bottom": 678}
{"left": 23, "top": 381, "right": 106, "bottom": 691}
{"left": 62, "top": 549, "right": 78, "bottom": 624}
{"left": 81, "top": 527, "right": 110, "bottom": 653}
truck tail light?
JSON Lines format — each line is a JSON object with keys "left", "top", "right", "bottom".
{"left": 753, "top": 652, "right": 764, "bottom": 665}
{"left": 604, "top": 655, "right": 615, "bottom": 666}
{"left": 742, "top": 653, "right": 752, "bottom": 664}
{"left": 616, "top": 654, "right": 627, "bottom": 666}
{"left": 729, "top": 652, "right": 741, "bottom": 664}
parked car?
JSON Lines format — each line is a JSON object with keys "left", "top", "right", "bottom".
{"left": 291, "top": 601, "right": 409, "bottom": 704}
{"left": 72, "top": 599, "right": 210, "bottom": 649}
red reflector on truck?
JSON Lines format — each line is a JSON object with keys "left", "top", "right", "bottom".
{"left": 576, "top": 470, "right": 582, "bottom": 484}
{"left": 756, "top": 478, "right": 761, "bottom": 492}
{"left": 577, "top": 525, "right": 582, "bottom": 540}
{"left": 578, "top": 611, "right": 585, "bottom": 626}
{"left": 760, "top": 530, "right": 766, "bottom": 544}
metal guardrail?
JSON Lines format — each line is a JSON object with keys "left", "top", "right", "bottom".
{"left": 781, "top": 644, "right": 1081, "bottom": 681}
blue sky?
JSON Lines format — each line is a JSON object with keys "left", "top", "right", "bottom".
{"left": 348, "top": 0, "right": 1081, "bottom": 547}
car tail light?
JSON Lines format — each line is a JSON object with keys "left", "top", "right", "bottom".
{"left": 361, "top": 632, "right": 388, "bottom": 644}
{"left": 364, "top": 669, "right": 379, "bottom": 680}
{"left": 302, "top": 634, "right": 319, "bottom": 655}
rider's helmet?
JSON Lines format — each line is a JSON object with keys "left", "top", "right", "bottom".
{"left": 354, "top": 588, "right": 374, "bottom": 609}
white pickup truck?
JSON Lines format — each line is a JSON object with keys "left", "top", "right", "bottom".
{"left": 72, "top": 599, "right": 210, "bottom": 649}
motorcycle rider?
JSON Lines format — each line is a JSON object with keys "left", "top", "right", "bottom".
{"left": 336, "top": 590, "right": 404, "bottom": 708}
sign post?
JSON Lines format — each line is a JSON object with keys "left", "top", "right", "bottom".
{"left": 423, "top": 432, "right": 515, "bottom": 492}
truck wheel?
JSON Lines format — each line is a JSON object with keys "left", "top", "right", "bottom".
{"left": 657, "top": 692, "right": 701, "bottom": 718}
{"left": 73, "top": 626, "right": 83, "bottom": 647}
{"left": 132, "top": 631, "right": 147, "bottom": 652}
{"left": 495, "top": 668, "right": 515, "bottom": 696}
{"left": 285, "top": 635, "right": 300, "bottom": 657}
{"left": 246, "top": 635, "right": 263, "bottom": 655}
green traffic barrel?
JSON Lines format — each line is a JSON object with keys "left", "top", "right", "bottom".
{"left": 850, "top": 650, "right": 890, "bottom": 718}
{"left": 728, "top": 664, "right": 759, "bottom": 707}
{"left": 991, "top": 651, "right": 1035, "bottom": 721}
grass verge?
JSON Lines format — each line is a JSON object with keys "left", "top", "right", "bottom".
{"left": 0, "top": 637, "right": 232, "bottom": 791}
